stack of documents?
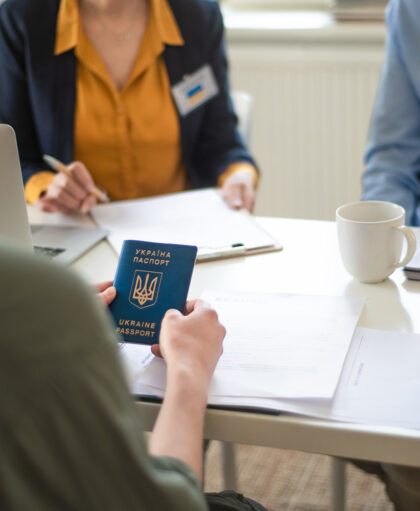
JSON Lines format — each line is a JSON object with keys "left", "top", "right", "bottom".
{"left": 289, "top": 327, "right": 420, "bottom": 430}
{"left": 121, "top": 290, "right": 417, "bottom": 424}
{"left": 220, "top": 326, "right": 420, "bottom": 431}
{"left": 91, "top": 189, "right": 281, "bottom": 262}
{"left": 121, "top": 289, "right": 420, "bottom": 429}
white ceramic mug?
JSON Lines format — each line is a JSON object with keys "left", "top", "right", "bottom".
{"left": 336, "top": 201, "right": 417, "bottom": 283}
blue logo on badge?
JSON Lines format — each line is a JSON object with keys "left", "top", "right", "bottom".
{"left": 187, "top": 84, "right": 205, "bottom": 104}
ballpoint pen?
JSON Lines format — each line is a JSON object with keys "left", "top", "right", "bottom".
{"left": 43, "top": 154, "right": 110, "bottom": 203}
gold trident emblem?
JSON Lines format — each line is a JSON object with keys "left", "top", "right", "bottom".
{"left": 130, "top": 270, "right": 162, "bottom": 309}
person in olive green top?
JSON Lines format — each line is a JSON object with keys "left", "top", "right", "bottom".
{"left": 0, "top": 241, "right": 266, "bottom": 511}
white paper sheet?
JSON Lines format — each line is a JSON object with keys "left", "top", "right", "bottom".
{"left": 120, "top": 289, "right": 364, "bottom": 400}
{"left": 121, "top": 327, "right": 420, "bottom": 430}
{"left": 91, "top": 189, "right": 279, "bottom": 258}
{"left": 206, "top": 289, "right": 364, "bottom": 399}
{"left": 309, "top": 327, "right": 420, "bottom": 429}
{"left": 203, "top": 328, "right": 420, "bottom": 430}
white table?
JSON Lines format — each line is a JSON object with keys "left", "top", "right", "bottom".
{"left": 68, "top": 216, "right": 420, "bottom": 464}
{"left": 59, "top": 214, "right": 420, "bottom": 509}
{"left": 59, "top": 212, "right": 420, "bottom": 511}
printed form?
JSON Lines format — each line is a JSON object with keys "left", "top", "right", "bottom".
{"left": 120, "top": 290, "right": 365, "bottom": 400}
{"left": 206, "top": 328, "right": 420, "bottom": 430}
{"left": 311, "top": 327, "right": 420, "bottom": 429}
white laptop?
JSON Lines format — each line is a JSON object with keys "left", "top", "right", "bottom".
{"left": 0, "top": 124, "right": 108, "bottom": 264}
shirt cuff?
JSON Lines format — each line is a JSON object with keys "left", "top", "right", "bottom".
{"left": 24, "top": 171, "right": 55, "bottom": 204}
{"left": 217, "top": 162, "right": 259, "bottom": 188}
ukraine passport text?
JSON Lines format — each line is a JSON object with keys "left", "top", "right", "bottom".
{"left": 110, "top": 240, "right": 197, "bottom": 344}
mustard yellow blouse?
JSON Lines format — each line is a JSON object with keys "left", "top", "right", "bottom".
{"left": 25, "top": 0, "right": 256, "bottom": 204}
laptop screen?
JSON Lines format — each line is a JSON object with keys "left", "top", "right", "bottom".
{"left": 0, "top": 124, "right": 33, "bottom": 251}
{"left": 0, "top": 124, "right": 109, "bottom": 264}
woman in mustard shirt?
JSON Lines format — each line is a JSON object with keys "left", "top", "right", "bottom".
{"left": 0, "top": 0, "right": 258, "bottom": 214}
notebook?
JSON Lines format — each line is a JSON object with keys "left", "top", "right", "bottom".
{"left": 0, "top": 124, "right": 108, "bottom": 264}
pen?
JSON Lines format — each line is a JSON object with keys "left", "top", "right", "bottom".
{"left": 198, "top": 243, "right": 246, "bottom": 261}
{"left": 43, "top": 154, "right": 110, "bottom": 204}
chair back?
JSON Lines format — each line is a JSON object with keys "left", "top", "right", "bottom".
{"left": 231, "top": 90, "right": 253, "bottom": 145}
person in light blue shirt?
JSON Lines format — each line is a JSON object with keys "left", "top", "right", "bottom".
{"left": 360, "top": 3, "right": 420, "bottom": 509}
{"left": 362, "top": 0, "right": 420, "bottom": 226}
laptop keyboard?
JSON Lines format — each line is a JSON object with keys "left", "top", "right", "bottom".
{"left": 34, "top": 246, "right": 66, "bottom": 259}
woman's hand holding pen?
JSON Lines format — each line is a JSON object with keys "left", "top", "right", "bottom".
{"left": 35, "top": 161, "right": 98, "bottom": 214}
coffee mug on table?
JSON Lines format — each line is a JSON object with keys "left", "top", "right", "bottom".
{"left": 336, "top": 201, "right": 417, "bottom": 283}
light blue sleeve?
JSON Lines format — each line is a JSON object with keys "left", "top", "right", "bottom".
{"left": 362, "top": 0, "right": 420, "bottom": 226}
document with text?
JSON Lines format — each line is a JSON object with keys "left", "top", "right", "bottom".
{"left": 202, "top": 327, "right": 420, "bottom": 429}
{"left": 120, "top": 289, "right": 365, "bottom": 401}
{"left": 300, "top": 327, "right": 420, "bottom": 429}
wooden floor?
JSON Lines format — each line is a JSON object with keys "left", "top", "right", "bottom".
{"left": 204, "top": 443, "right": 394, "bottom": 511}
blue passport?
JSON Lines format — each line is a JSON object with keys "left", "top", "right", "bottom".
{"left": 110, "top": 240, "right": 197, "bottom": 344}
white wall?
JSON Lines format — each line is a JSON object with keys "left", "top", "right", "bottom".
{"left": 225, "top": 14, "right": 386, "bottom": 220}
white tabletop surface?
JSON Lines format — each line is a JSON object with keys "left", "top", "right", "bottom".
{"left": 31, "top": 209, "right": 420, "bottom": 466}
{"left": 73, "top": 216, "right": 420, "bottom": 334}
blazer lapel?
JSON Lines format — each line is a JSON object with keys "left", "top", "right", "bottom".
{"left": 52, "top": 51, "right": 76, "bottom": 163}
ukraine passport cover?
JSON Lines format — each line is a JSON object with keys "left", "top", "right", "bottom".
{"left": 110, "top": 240, "right": 197, "bottom": 344}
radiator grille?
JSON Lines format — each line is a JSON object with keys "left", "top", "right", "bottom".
{"left": 228, "top": 46, "right": 384, "bottom": 220}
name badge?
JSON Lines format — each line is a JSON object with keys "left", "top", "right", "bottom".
{"left": 171, "top": 65, "right": 219, "bottom": 116}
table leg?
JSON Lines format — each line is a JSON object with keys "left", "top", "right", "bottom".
{"left": 221, "top": 441, "right": 238, "bottom": 491}
{"left": 331, "top": 457, "right": 346, "bottom": 511}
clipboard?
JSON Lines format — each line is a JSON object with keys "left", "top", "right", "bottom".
{"left": 196, "top": 210, "right": 282, "bottom": 262}
{"left": 91, "top": 189, "right": 283, "bottom": 262}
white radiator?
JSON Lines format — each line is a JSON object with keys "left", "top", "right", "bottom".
{"left": 227, "top": 44, "right": 384, "bottom": 220}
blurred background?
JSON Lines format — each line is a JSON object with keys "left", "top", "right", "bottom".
{"left": 220, "top": 0, "right": 388, "bottom": 219}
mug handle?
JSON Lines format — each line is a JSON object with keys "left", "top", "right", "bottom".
{"left": 392, "top": 226, "right": 417, "bottom": 268}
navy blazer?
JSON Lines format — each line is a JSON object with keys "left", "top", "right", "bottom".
{"left": 0, "top": 0, "right": 256, "bottom": 187}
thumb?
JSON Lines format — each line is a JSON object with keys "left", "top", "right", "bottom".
{"left": 99, "top": 286, "right": 116, "bottom": 306}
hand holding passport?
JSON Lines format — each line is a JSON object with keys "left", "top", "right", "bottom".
{"left": 110, "top": 240, "right": 197, "bottom": 344}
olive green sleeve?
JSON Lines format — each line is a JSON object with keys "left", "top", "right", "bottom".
{"left": 0, "top": 242, "right": 208, "bottom": 511}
